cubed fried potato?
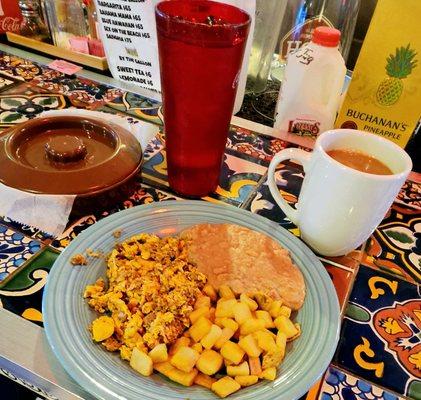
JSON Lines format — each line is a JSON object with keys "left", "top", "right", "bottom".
{"left": 209, "top": 307, "right": 216, "bottom": 322}
{"left": 240, "top": 293, "right": 258, "bottom": 311}
{"left": 154, "top": 361, "right": 198, "bottom": 386}
{"left": 219, "top": 285, "right": 236, "bottom": 299}
{"left": 262, "top": 350, "right": 284, "bottom": 369}
{"left": 238, "top": 334, "right": 262, "bottom": 358}
{"left": 212, "top": 376, "right": 241, "bottom": 398}
{"left": 194, "top": 372, "right": 217, "bottom": 389}
{"left": 233, "top": 302, "right": 253, "bottom": 325}
{"left": 148, "top": 343, "right": 168, "bottom": 363}
{"left": 215, "top": 299, "right": 237, "bottom": 318}
{"left": 254, "top": 293, "right": 273, "bottom": 311}
{"left": 130, "top": 347, "right": 153, "bottom": 376}
{"left": 189, "top": 317, "right": 212, "bottom": 342}
{"left": 191, "top": 343, "right": 203, "bottom": 353}
{"left": 248, "top": 357, "right": 262, "bottom": 376}
{"left": 274, "top": 315, "right": 299, "bottom": 339}
{"left": 201, "top": 324, "right": 223, "bottom": 349}
{"left": 170, "top": 346, "right": 200, "bottom": 373}
{"left": 195, "top": 296, "right": 211, "bottom": 309}
{"left": 240, "top": 319, "right": 265, "bottom": 335}
{"left": 255, "top": 310, "right": 275, "bottom": 328}
{"left": 235, "top": 375, "right": 259, "bottom": 387}
{"left": 220, "top": 341, "right": 245, "bottom": 365}
{"left": 288, "top": 323, "right": 301, "bottom": 342}
{"left": 279, "top": 305, "right": 292, "bottom": 318}
{"left": 261, "top": 328, "right": 277, "bottom": 339}
{"left": 260, "top": 367, "right": 277, "bottom": 381}
{"left": 92, "top": 316, "right": 115, "bottom": 342}
{"left": 216, "top": 318, "right": 239, "bottom": 332}
{"left": 214, "top": 328, "right": 235, "bottom": 350}
{"left": 226, "top": 361, "right": 250, "bottom": 376}
{"left": 276, "top": 331, "right": 287, "bottom": 356}
{"left": 190, "top": 306, "right": 211, "bottom": 324}
{"left": 203, "top": 284, "right": 218, "bottom": 302}
{"left": 196, "top": 349, "right": 223, "bottom": 375}
{"left": 169, "top": 337, "right": 191, "bottom": 355}
{"left": 254, "top": 330, "right": 278, "bottom": 353}
{"left": 269, "top": 300, "right": 283, "bottom": 318}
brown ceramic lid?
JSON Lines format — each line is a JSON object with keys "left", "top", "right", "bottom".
{"left": 0, "top": 116, "right": 142, "bottom": 195}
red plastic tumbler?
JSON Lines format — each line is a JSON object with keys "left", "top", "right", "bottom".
{"left": 155, "top": 0, "right": 250, "bottom": 197}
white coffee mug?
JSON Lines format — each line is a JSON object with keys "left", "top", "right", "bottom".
{"left": 267, "top": 129, "right": 412, "bottom": 256}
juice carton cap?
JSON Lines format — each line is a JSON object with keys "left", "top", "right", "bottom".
{"left": 312, "top": 27, "right": 341, "bottom": 47}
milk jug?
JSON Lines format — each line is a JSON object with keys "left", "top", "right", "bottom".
{"left": 274, "top": 27, "right": 346, "bottom": 147}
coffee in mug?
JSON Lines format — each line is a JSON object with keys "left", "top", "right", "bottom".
{"left": 267, "top": 129, "right": 412, "bottom": 256}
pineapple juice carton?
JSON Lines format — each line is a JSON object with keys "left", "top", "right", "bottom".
{"left": 335, "top": 0, "right": 421, "bottom": 148}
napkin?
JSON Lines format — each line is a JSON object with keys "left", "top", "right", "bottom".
{"left": 0, "top": 109, "right": 159, "bottom": 237}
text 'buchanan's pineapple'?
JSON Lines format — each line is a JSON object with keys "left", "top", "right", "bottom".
{"left": 335, "top": 0, "right": 421, "bottom": 148}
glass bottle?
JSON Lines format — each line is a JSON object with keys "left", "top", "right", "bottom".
{"left": 18, "top": 0, "right": 51, "bottom": 43}
{"left": 43, "top": 0, "right": 89, "bottom": 49}
{"left": 273, "top": 0, "right": 360, "bottom": 80}
{"left": 246, "top": 0, "right": 288, "bottom": 94}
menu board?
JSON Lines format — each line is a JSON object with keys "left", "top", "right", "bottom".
{"left": 0, "top": 0, "right": 22, "bottom": 33}
{"left": 94, "top": 0, "right": 161, "bottom": 96}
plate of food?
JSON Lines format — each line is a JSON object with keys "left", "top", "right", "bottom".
{"left": 42, "top": 201, "right": 340, "bottom": 400}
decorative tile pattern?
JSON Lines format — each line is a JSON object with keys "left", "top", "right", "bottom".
{"left": 335, "top": 265, "right": 421, "bottom": 399}
{"left": 362, "top": 203, "right": 420, "bottom": 284}
{"left": 106, "top": 90, "right": 162, "bottom": 125}
{"left": 0, "top": 248, "right": 58, "bottom": 327}
{"left": 0, "top": 54, "right": 43, "bottom": 82}
{"left": 0, "top": 77, "right": 15, "bottom": 91}
{"left": 0, "top": 224, "right": 41, "bottom": 283}
{"left": 325, "top": 263, "right": 355, "bottom": 314}
{"left": 226, "top": 126, "right": 288, "bottom": 166}
{"left": 396, "top": 180, "right": 421, "bottom": 210}
{"left": 51, "top": 184, "right": 181, "bottom": 251}
{"left": 0, "top": 83, "right": 72, "bottom": 129}
{"left": 319, "top": 366, "right": 404, "bottom": 400}
{"left": 142, "top": 149, "right": 267, "bottom": 206}
{"left": 0, "top": 216, "right": 53, "bottom": 244}
{"left": 31, "top": 69, "right": 123, "bottom": 107}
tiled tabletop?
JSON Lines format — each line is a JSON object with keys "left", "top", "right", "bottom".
{"left": 0, "top": 49, "right": 419, "bottom": 400}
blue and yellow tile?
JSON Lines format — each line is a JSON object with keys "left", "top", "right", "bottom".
{"left": 319, "top": 366, "right": 405, "bottom": 400}
{"left": 335, "top": 265, "right": 421, "bottom": 399}
{"left": 106, "top": 90, "right": 162, "bottom": 125}
{"left": 0, "top": 224, "right": 41, "bottom": 283}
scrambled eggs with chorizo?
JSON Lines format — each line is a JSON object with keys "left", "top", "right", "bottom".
{"left": 84, "top": 233, "right": 207, "bottom": 361}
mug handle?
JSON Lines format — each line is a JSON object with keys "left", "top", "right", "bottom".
{"left": 267, "top": 148, "right": 312, "bottom": 226}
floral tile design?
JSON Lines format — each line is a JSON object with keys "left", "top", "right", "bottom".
{"left": 0, "top": 247, "right": 58, "bottom": 327}
{"left": 362, "top": 203, "right": 420, "bottom": 284}
{"left": 106, "top": 90, "right": 162, "bottom": 125}
{"left": 0, "top": 224, "right": 41, "bottom": 284}
{"left": 0, "top": 83, "right": 73, "bottom": 128}
{"left": 0, "top": 53, "right": 43, "bottom": 82}
{"left": 226, "top": 126, "right": 288, "bottom": 166}
{"left": 396, "top": 180, "right": 421, "bottom": 210}
{"left": 335, "top": 265, "right": 421, "bottom": 399}
{"left": 142, "top": 148, "right": 267, "bottom": 206}
{"left": 319, "top": 366, "right": 405, "bottom": 400}
{"left": 31, "top": 68, "right": 123, "bottom": 107}
{"left": 50, "top": 184, "right": 181, "bottom": 251}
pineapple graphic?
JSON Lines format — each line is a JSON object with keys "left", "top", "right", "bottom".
{"left": 376, "top": 44, "right": 417, "bottom": 106}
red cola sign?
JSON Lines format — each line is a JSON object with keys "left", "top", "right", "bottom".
{"left": 0, "top": 0, "right": 22, "bottom": 33}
